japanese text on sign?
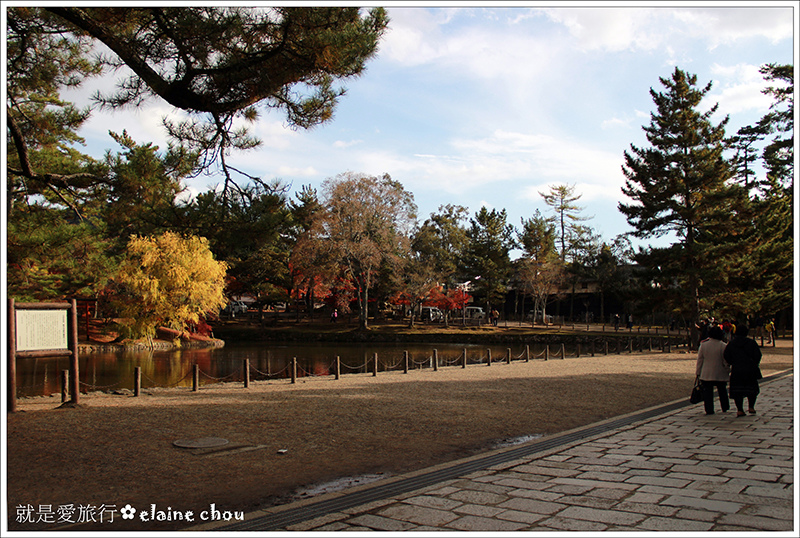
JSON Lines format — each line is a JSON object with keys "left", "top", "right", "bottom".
{"left": 15, "top": 310, "right": 68, "bottom": 351}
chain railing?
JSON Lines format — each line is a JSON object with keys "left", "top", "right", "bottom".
{"left": 25, "top": 332, "right": 692, "bottom": 401}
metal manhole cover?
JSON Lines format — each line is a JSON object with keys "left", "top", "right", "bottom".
{"left": 173, "top": 437, "right": 229, "bottom": 449}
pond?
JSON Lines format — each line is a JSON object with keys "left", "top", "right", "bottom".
{"left": 13, "top": 341, "right": 549, "bottom": 399}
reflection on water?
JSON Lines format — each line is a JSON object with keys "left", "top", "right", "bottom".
{"left": 14, "top": 342, "right": 544, "bottom": 398}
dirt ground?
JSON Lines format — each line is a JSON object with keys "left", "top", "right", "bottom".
{"left": 4, "top": 339, "right": 794, "bottom": 532}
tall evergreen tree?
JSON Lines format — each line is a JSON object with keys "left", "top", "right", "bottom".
{"left": 462, "top": 207, "right": 516, "bottom": 311}
{"left": 539, "top": 183, "right": 591, "bottom": 263}
{"left": 618, "top": 67, "right": 743, "bottom": 345}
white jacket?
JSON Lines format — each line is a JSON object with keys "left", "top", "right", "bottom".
{"left": 695, "top": 338, "right": 730, "bottom": 382}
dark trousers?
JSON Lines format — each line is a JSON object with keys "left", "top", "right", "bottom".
{"left": 702, "top": 381, "right": 729, "bottom": 414}
{"left": 733, "top": 394, "right": 757, "bottom": 413}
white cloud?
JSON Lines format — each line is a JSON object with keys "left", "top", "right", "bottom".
{"left": 333, "top": 139, "right": 364, "bottom": 149}
{"left": 673, "top": 7, "right": 794, "bottom": 48}
{"left": 706, "top": 63, "right": 775, "bottom": 116}
{"left": 541, "top": 8, "right": 662, "bottom": 52}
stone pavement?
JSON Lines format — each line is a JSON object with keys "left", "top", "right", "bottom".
{"left": 196, "top": 372, "right": 795, "bottom": 533}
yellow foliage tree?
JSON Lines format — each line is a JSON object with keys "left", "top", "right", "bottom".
{"left": 113, "top": 232, "right": 228, "bottom": 340}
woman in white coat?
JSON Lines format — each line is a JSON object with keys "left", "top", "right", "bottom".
{"left": 695, "top": 325, "right": 730, "bottom": 415}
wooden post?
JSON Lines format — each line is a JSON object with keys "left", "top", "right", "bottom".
{"left": 403, "top": 351, "right": 409, "bottom": 374}
{"left": 560, "top": 343, "right": 566, "bottom": 359}
{"left": 193, "top": 364, "right": 200, "bottom": 391}
{"left": 486, "top": 348, "right": 491, "bottom": 366}
{"left": 433, "top": 349, "right": 438, "bottom": 371}
{"left": 69, "top": 299, "right": 79, "bottom": 403}
{"left": 373, "top": 353, "right": 378, "bottom": 377}
{"left": 649, "top": 338, "right": 653, "bottom": 352}
{"left": 506, "top": 348, "right": 511, "bottom": 364}
{"left": 335, "top": 356, "right": 341, "bottom": 380}
{"left": 605, "top": 341, "right": 609, "bottom": 355}
{"left": 61, "top": 370, "right": 69, "bottom": 403}
{"left": 576, "top": 343, "right": 581, "bottom": 358}
{"left": 134, "top": 367, "right": 141, "bottom": 397}
{"left": 545, "top": 346, "right": 549, "bottom": 361}
{"left": 616, "top": 339, "right": 621, "bottom": 354}
{"left": 591, "top": 340, "right": 595, "bottom": 357}
{"left": 629, "top": 338, "right": 634, "bottom": 353}
{"left": 525, "top": 345, "right": 530, "bottom": 362}
{"left": 462, "top": 349, "right": 467, "bottom": 369}
{"left": 8, "top": 298, "right": 17, "bottom": 413}
{"left": 243, "top": 358, "right": 250, "bottom": 388}
{"left": 292, "top": 357, "right": 297, "bottom": 383}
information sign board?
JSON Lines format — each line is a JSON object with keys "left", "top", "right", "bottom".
{"left": 15, "top": 309, "right": 69, "bottom": 351}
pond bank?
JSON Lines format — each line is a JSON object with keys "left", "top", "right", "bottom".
{"left": 211, "top": 321, "right": 689, "bottom": 348}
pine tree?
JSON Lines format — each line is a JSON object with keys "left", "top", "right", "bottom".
{"left": 619, "top": 67, "right": 744, "bottom": 345}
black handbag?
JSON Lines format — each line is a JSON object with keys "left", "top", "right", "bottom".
{"left": 690, "top": 377, "right": 704, "bottom": 404}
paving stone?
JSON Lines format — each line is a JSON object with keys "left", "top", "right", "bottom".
{"left": 543, "top": 483, "right": 594, "bottom": 495}
{"left": 310, "top": 521, "right": 352, "bottom": 531}
{"left": 445, "top": 515, "right": 528, "bottom": 531}
{"left": 636, "top": 484, "right": 708, "bottom": 498}
{"left": 551, "top": 477, "right": 640, "bottom": 491}
{"left": 637, "top": 516, "right": 715, "bottom": 531}
{"left": 674, "top": 507, "right": 719, "bottom": 522}
{"left": 556, "top": 494, "right": 617, "bottom": 510}
{"left": 510, "top": 463, "right": 582, "bottom": 477}
{"left": 582, "top": 487, "right": 633, "bottom": 501}
{"left": 496, "top": 497, "right": 567, "bottom": 515}
{"left": 344, "top": 514, "right": 418, "bottom": 531}
{"left": 507, "top": 488, "right": 564, "bottom": 501}
{"left": 285, "top": 511, "right": 347, "bottom": 530}
{"left": 624, "top": 492, "right": 665, "bottom": 504}
{"left": 404, "top": 495, "right": 463, "bottom": 511}
{"left": 716, "top": 513, "right": 794, "bottom": 531}
{"left": 575, "top": 470, "right": 632, "bottom": 482}
{"left": 624, "top": 475, "right": 692, "bottom": 488}
{"left": 452, "top": 503, "right": 505, "bottom": 518}
{"left": 491, "top": 476, "right": 552, "bottom": 491}
{"left": 534, "top": 515, "right": 608, "bottom": 531}
{"left": 446, "top": 489, "right": 507, "bottom": 506}
{"left": 740, "top": 484, "right": 795, "bottom": 500}
{"left": 739, "top": 503, "right": 796, "bottom": 521}
{"left": 555, "top": 505, "right": 646, "bottom": 526}
{"left": 423, "top": 486, "right": 460, "bottom": 496}
{"left": 723, "top": 469, "right": 782, "bottom": 482}
{"left": 614, "top": 501, "right": 680, "bottom": 517}
{"left": 495, "top": 509, "right": 548, "bottom": 524}
{"left": 670, "top": 463, "right": 725, "bottom": 475}
{"left": 450, "top": 480, "right": 514, "bottom": 495}
{"left": 661, "top": 494, "right": 742, "bottom": 513}
{"left": 376, "top": 504, "right": 459, "bottom": 527}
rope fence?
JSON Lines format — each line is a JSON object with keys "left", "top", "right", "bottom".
{"left": 40, "top": 333, "right": 691, "bottom": 399}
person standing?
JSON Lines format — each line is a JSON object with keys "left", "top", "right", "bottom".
{"left": 724, "top": 323, "right": 763, "bottom": 417}
{"left": 695, "top": 326, "right": 730, "bottom": 415}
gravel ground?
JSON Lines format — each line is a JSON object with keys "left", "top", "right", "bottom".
{"left": 5, "top": 340, "right": 794, "bottom": 532}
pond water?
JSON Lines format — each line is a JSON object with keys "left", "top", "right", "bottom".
{"left": 13, "top": 341, "right": 547, "bottom": 399}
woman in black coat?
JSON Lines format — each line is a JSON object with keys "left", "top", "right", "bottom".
{"left": 723, "top": 324, "right": 762, "bottom": 417}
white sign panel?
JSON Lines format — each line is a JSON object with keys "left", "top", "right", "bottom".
{"left": 15, "top": 310, "right": 69, "bottom": 352}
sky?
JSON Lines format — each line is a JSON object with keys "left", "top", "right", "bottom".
{"left": 56, "top": 2, "right": 797, "bottom": 251}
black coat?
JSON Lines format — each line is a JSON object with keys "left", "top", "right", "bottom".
{"left": 723, "top": 335, "right": 762, "bottom": 396}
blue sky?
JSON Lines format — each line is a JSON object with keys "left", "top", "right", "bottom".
{"left": 62, "top": 2, "right": 796, "bottom": 250}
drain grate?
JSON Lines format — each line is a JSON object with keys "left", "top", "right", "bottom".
{"left": 214, "top": 371, "right": 791, "bottom": 531}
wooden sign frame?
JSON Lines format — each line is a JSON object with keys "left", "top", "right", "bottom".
{"left": 7, "top": 299, "right": 80, "bottom": 413}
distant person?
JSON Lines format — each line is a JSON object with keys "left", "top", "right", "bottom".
{"left": 613, "top": 314, "right": 620, "bottom": 331}
{"left": 765, "top": 318, "right": 775, "bottom": 345}
{"left": 695, "top": 326, "right": 730, "bottom": 415}
{"left": 724, "top": 323, "right": 763, "bottom": 417}
{"left": 490, "top": 309, "right": 499, "bottom": 327}
{"left": 330, "top": 308, "right": 338, "bottom": 323}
